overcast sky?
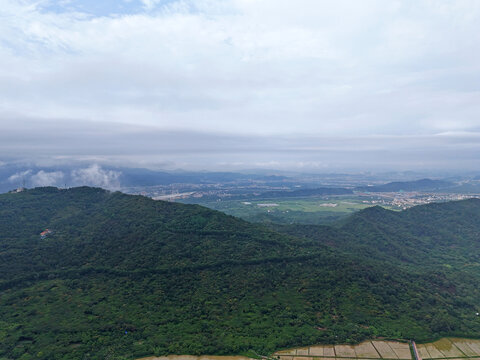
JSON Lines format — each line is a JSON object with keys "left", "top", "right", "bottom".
{"left": 1, "top": 0, "right": 480, "bottom": 171}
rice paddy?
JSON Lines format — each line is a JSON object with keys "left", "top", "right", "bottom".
{"left": 137, "top": 356, "right": 253, "bottom": 360}
{"left": 417, "top": 339, "right": 480, "bottom": 359}
{"left": 136, "top": 339, "right": 480, "bottom": 360}
{"left": 274, "top": 340, "right": 410, "bottom": 360}
{"left": 274, "top": 338, "right": 480, "bottom": 360}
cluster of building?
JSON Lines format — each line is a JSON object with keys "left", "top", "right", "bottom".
{"left": 40, "top": 229, "right": 52, "bottom": 239}
{"left": 360, "top": 192, "right": 480, "bottom": 210}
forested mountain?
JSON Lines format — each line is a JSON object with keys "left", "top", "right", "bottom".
{"left": 274, "top": 199, "right": 480, "bottom": 266}
{"left": 1, "top": 187, "right": 480, "bottom": 360}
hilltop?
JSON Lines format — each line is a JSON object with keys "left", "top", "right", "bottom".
{"left": 1, "top": 187, "right": 480, "bottom": 359}
{"left": 275, "top": 198, "right": 480, "bottom": 265}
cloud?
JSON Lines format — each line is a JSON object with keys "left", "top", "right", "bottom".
{"left": 8, "top": 170, "right": 33, "bottom": 183}
{"left": 0, "top": 118, "right": 480, "bottom": 172}
{"left": 0, "top": 0, "right": 479, "bottom": 137}
{"left": 0, "top": 1, "right": 480, "bottom": 171}
{"left": 71, "top": 164, "right": 121, "bottom": 189}
{"left": 30, "top": 170, "right": 65, "bottom": 187}
{"left": 8, "top": 169, "right": 65, "bottom": 187}
{"left": 140, "top": 0, "right": 163, "bottom": 10}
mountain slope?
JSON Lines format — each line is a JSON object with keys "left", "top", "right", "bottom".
{"left": 1, "top": 188, "right": 480, "bottom": 359}
{"left": 0, "top": 187, "right": 308, "bottom": 280}
{"left": 275, "top": 199, "right": 480, "bottom": 267}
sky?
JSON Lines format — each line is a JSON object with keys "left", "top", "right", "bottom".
{"left": 1, "top": 0, "right": 480, "bottom": 171}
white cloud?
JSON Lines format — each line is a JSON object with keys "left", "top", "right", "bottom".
{"left": 71, "top": 164, "right": 121, "bottom": 189}
{"left": 30, "top": 170, "right": 65, "bottom": 187}
{"left": 8, "top": 170, "right": 33, "bottom": 183}
{"left": 140, "top": 0, "right": 163, "bottom": 10}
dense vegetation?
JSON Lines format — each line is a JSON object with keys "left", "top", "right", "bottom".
{"left": 1, "top": 187, "right": 480, "bottom": 359}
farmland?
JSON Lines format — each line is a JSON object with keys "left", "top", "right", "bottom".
{"left": 137, "top": 339, "right": 480, "bottom": 360}
{"left": 274, "top": 338, "right": 480, "bottom": 360}
{"left": 184, "top": 196, "right": 385, "bottom": 225}
{"left": 417, "top": 338, "right": 480, "bottom": 359}
{"left": 137, "top": 357, "right": 252, "bottom": 360}
{"left": 274, "top": 340, "right": 411, "bottom": 360}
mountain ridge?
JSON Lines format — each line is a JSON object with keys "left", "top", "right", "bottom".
{"left": 355, "top": 178, "right": 454, "bottom": 192}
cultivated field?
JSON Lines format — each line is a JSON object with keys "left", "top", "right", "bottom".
{"left": 274, "top": 340, "right": 411, "bottom": 360}
{"left": 137, "top": 356, "right": 253, "bottom": 360}
{"left": 191, "top": 196, "right": 381, "bottom": 225}
{"left": 274, "top": 338, "right": 480, "bottom": 360}
{"left": 137, "top": 339, "right": 480, "bottom": 360}
{"left": 416, "top": 338, "right": 480, "bottom": 359}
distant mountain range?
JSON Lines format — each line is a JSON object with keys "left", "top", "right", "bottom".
{"left": 0, "top": 164, "right": 289, "bottom": 193}
{"left": 2, "top": 164, "right": 468, "bottom": 195}
{"left": 2, "top": 187, "right": 480, "bottom": 359}
{"left": 355, "top": 178, "right": 454, "bottom": 192}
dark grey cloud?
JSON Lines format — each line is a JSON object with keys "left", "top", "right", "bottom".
{"left": 1, "top": 117, "right": 480, "bottom": 172}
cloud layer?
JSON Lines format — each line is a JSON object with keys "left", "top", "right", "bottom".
{"left": 1, "top": 0, "right": 480, "bottom": 170}
{"left": 1, "top": 118, "right": 480, "bottom": 171}
{"left": 6, "top": 164, "right": 121, "bottom": 189}
{"left": 71, "top": 165, "right": 121, "bottom": 189}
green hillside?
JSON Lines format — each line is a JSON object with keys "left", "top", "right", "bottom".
{"left": 275, "top": 199, "right": 480, "bottom": 267}
{"left": 1, "top": 188, "right": 480, "bottom": 360}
